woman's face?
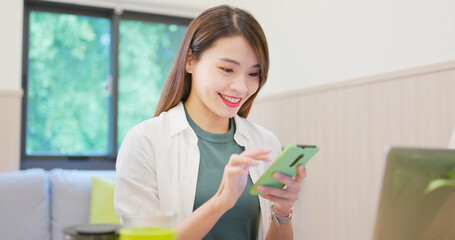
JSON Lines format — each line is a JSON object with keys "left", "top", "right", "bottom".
{"left": 186, "top": 35, "right": 260, "bottom": 121}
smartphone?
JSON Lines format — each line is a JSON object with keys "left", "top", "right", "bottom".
{"left": 249, "top": 143, "right": 319, "bottom": 195}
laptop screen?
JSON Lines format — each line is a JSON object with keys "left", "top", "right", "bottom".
{"left": 373, "top": 147, "right": 455, "bottom": 240}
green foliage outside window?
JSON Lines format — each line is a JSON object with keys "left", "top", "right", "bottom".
{"left": 26, "top": 10, "right": 186, "bottom": 156}
{"left": 118, "top": 20, "right": 186, "bottom": 148}
{"left": 27, "top": 11, "right": 110, "bottom": 155}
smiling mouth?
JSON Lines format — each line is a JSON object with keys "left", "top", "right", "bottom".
{"left": 219, "top": 93, "right": 241, "bottom": 103}
{"left": 219, "top": 93, "right": 242, "bottom": 108}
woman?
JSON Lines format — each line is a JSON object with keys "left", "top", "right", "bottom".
{"left": 114, "top": 5, "right": 306, "bottom": 240}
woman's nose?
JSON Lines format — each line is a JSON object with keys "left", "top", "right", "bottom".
{"left": 230, "top": 75, "right": 248, "bottom": 93}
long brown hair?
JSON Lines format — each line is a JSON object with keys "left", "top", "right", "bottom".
{"left": 154, "top": 5, "right": 269, "bottom": 118}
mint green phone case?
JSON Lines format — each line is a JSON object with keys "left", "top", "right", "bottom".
{"left": 249, "top": 143, "right": 319, "bottom": 195}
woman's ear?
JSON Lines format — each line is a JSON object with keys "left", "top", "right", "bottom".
{"left": 185, "top": 49, "right": 193, "bottom": 74}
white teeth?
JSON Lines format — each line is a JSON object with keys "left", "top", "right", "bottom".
{"left": 220, "top": 94, "right": 240, "bottom": 103}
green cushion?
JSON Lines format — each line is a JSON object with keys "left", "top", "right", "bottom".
{"left": 89, "top": 176, "right": 120, "bottom": 224}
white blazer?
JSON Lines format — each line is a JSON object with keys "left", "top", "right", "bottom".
{"left": 114, "top": 102, "right": 282, "bottom": 239}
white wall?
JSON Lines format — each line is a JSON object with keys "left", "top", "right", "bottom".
{"left": 230, "top": 0, "right": 455, "bottom": 95}
{"left": 3, "top": 0, "right": 455, "bottom": 93}
{"left": 0, "top": 0, "right": 23, "bottom": 90}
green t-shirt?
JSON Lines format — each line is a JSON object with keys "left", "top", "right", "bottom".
{"left": 185, "top": 109, "right": 260, "bottom": 240}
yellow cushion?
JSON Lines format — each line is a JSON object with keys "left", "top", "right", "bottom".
{"left": 89, "top": 176, "right": 120, "bottom": 224}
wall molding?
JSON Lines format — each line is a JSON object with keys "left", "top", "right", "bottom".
{"left": 257, "top": 60, "right": 455, "bottom": 102}
{"left": 0, "top": 89, "right": 23, "bottom": 98}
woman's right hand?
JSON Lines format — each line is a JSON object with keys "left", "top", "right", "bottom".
{"left": 213, "top": 148, "right": 272, "bottom": 210}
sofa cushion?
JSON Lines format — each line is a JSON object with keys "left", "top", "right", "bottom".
{"left": 49, "top": 169, "right": 115, "bottom": 240}
{"left": 89, "top": 176, "right": 120, "bottom": 224}
{"left": 0, "top": 168, "right": 50, "bottom": 240}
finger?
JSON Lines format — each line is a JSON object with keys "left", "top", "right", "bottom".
{"left": 259, "top": 194, "right": 295, "bottom": 209}
{"left": 257, "top": 185, "right": 299, "bottom": 201}
{"left": 294, "top": 164, "right": 307, "bottom": 182}
{"left": 228, "top": 155, "right": 260, "bottom": 168}
{"left": 251, "top": 154, "right": 273, "bottom": 162}
{"left": 241, "top": 148, "right": 271, "bottom": 158}
{"left": 228, "top": 154, "right": 272, "bottom": 168}
{"left": 226, "top": 166, "right": 249, "bottom": 176}
{"left": 273, "top": 172, "right": 300, "bottom": 191}
{"left": 243, "top": 152, "right": 273, "bottom": 163}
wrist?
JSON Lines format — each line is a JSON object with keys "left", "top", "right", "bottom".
{"left": 273, "top": 206, "right": 292, "bottom": 217}
{"left": 210, "top": 194, "right": 232, "bottom": 213}
{"left": 270, "top": 205, "right": 293, "bottom": 227}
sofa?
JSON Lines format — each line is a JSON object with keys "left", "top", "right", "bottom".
{"left": 0, "top": 168, "right": 116, "bottom": 240}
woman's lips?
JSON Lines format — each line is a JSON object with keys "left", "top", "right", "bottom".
{"left": 219, "top": 93, "right": 242, "bottom": 108}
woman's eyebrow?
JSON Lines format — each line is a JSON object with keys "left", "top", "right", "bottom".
{"left": 219, "top": 57, "right": 260, "bottom": 68}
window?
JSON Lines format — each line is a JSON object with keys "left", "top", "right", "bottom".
{"left": 21, "top": 1, "right": 191, "bottom": 169}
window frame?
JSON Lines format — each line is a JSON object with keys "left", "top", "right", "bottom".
{"left": 21, "top": 0, "right": 192, "bottom": 170}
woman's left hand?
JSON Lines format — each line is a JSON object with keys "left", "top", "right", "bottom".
{"left": 257, "top": 164, "right": 307, "bottom": 216}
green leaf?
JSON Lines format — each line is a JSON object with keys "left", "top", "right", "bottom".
{"left": 424, "top": 179, "right": 455, "bottom": 195}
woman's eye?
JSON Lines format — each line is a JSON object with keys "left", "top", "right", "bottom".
{"left": 220, "top": 67, "right": 233, "bottom": 73}
{"left": 249, "top": 72, "right": 259, "bottom": 77}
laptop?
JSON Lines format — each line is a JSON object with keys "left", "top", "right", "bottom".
{"left": 373, "top": 147, "right": 455, "bottom": 240}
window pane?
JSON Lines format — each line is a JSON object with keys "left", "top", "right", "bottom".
{"left": 27, "top": 11, "right": 111, "bottom": 155}
{"left": 118, "top": 21, "right": 186, "bottom": 146}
